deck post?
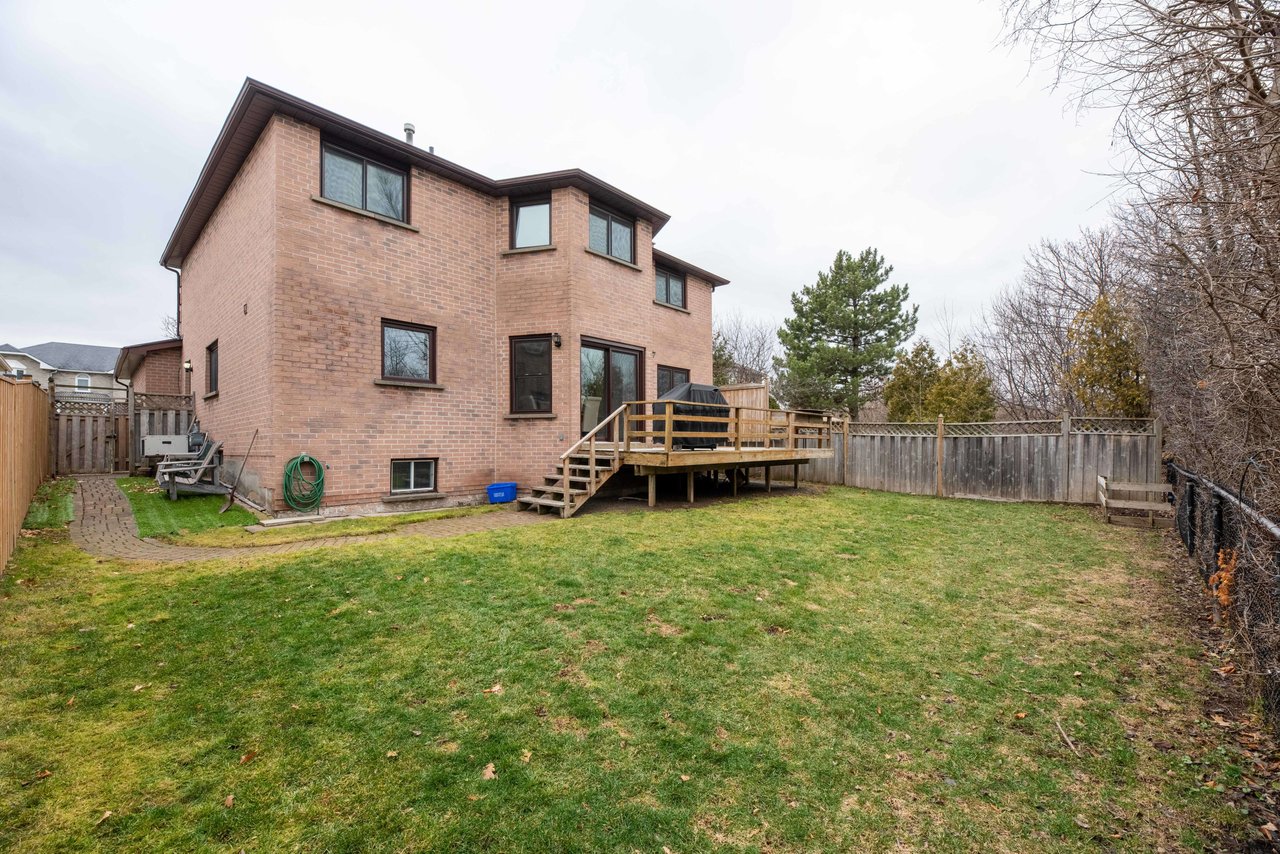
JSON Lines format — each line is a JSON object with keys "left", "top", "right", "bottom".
{"left": 787, "top": 410, "right": 796, "bottom": 451}
{"left": 794, "top": 463, "right": 799, "bottom": 489}
{"left": 648, "top": 473, "right": 656, "bottom": 507}
{"left": 766, "top": 465, "right": 772, "bottom": 493}
{"left": 732, "top": 468, "right": 738, "bottom": 497}
{"left": 734, "top": 407, "right": 742, "bottom": 450}
{"left": 687, "top": 471, "right": 695, "bottom": 504}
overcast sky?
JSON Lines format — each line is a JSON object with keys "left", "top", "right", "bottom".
{"left": 0, "top": 0, "right": 1119, "bottom": 351}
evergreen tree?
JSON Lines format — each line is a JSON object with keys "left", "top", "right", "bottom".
{"left": 775, "top": 249, "right": 917, "bottom": 416}
{"left": 883, "top": 341, "right": 941, "bottom": 421}
{"left": 924, "top": 344, "right": 997, "bottom": 422}
{"left": 1063, "top": 294, "right": 1149, "bottom": 417}
{"left": 711, "top": 330, "right": 735, "bottom": 386}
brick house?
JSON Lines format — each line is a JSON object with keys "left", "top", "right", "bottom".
{"left": 114, "top": 338, "right": 187, "bottom": 396}
{"left": 161, "top": 79, "right": 729, "bottom": 514}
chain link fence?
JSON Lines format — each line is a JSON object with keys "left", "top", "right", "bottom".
{"left": 1169, "top": 462, "right": 1280, "bottom": 726}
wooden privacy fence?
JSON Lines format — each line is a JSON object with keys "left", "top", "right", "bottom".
{"left": 2, "top": 378, "right": 50, "bottom": 570}
{"left": 798, "top": 415, "right": 1162, "bottom": 505}
{"left": 48, "top": 392, "right": 193, "bottom": 476}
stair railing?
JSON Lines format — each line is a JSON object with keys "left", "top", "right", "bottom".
{"left": 559, "top": 403, "right": 628, "bottom": 513}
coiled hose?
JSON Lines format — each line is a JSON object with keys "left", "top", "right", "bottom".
{"left": 283, "top": 454, "right": 325, "bottom": 513}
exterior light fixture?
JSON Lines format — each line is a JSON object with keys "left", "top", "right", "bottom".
{"left": 552, "top": 333, "right": 562, "bottom": 348}
{"left": 183, "top": 359, "right": 192, "bottom": 372}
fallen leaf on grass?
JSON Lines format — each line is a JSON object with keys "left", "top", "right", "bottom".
{"left": 386, "top": 751, "right": 398, "bottom": 759}
{"left": 239, "top": 750, "right": 257, "bottom": 765}
{"left": 1072, "top": 671, "right": 1083, "bottom": 679}
{"left": 66, "top": 697, "right": 75, "bottom": 706}
{"left": 467, "top": 794, "right": 485, "bottom": 801}
{"left": 93, "top": 810, "right": 112, "bottom": 827}
{"left": 132, "top": 684, "right": 148, "bottom": 692}
{"left": 481, "top": 762, "right": 497, "bottom": 780}
{"left": 1015, "top": 712, "right": 1028, "bottom": 720}
{"left": 483, "top": 683, "right": 504, "bottom": 696}
{"left": 20, "top": 769, "right": 52, "bottom": 787}
{"left": 224, "top": 795, "right": 234, "bottom": 808}
{"left": 520, "top": 750, "right": 532, "bottom": 763}
{"left": 679, "top": 774, "right": 690, "bottom": 782}
{"left": 411, "top": 729, "right": 422, "bottom": 737}
{"left": 1074, "top": 815, "right": 1090, "bottom": 829}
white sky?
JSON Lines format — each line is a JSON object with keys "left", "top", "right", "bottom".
{"left": 0, "top": 0, "right": 1120, "bottom": 349}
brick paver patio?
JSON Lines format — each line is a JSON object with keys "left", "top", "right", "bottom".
{"left": 69, "top": 476, "right": 550, "bottom": 564}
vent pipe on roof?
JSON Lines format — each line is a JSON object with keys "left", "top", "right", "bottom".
{"left": 404, "top": 122, "right": 415, "bottom": 145}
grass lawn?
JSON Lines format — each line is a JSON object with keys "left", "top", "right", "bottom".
{"left": 0, "top": 488, "right": 1251, "bottom": 851}
{"left": 21, "top": 478, "right": 75, "bottom": 530}
{"left": 116, "top": 478, "right": 258, "bottom": 538}
{"left": 162, "top": 504, "right": 502, "bottom": 548}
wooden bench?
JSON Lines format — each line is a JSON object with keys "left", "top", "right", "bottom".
{"left": 1097, "top": 475, "right": 1174, "bottom": 528}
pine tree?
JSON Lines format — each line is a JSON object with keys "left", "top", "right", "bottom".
{"left": 924, "top": 345, "right": 997, "bottom": 422}
{"left": 883, "top": 340, "right": 941, "bottom": 421}
{"left": 775, "top": 249, "right": 917, "bottom": 416}
{"left": 1063, "top": 294, "right": 1149, "bottom": 417}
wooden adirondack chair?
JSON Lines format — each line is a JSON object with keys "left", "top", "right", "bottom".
{"left": 155, "top": 440, "right": 226, "bottom": 501}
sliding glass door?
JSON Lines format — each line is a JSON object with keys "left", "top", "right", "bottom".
{"left": 581, "top": 340, "right": 642, "bottom": 438}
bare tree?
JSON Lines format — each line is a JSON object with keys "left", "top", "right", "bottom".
{"left": 713, "top": 310, "right": 779, "bottom": 385}
{"left": 974, "top": 227, "right": 1130, "bottom": 418}
{"left": 161, "top": 315, "right": 179, "bottom": 339}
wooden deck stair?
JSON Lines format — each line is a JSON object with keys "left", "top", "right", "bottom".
{"left": 516, "top": 405, "right": 628, "bottom": 518}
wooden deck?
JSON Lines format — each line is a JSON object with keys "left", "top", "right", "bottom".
{"left": 517, "top": 400, "right": 836, "bottom": 517}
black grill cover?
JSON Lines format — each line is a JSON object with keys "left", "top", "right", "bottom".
{"left": 655, "top": 383, "right": 729, "bottom": 449}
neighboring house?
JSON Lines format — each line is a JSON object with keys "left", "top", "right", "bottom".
{"left": 0, "top": 342, "right": 123, "bottom": 402}
{"left": 114, "top": 338, "right": 188, "bottom": 397}
{"left": 163, "top": 79, "right": 729, "bottom": 514}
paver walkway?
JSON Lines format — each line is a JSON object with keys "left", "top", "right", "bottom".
{"left": 69, "top": 476, "right": 550, "bottom": 564}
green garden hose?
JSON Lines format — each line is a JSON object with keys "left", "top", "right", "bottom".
{"left": 283, "top": 454, "right": 325, "bottom": 513}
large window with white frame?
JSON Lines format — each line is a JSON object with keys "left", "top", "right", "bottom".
{"left": 75, "top": 374, "right": 90, "bottom": 393}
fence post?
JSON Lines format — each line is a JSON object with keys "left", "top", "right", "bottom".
{"left": 48, "top": 376, "right": 58, "bottom": 476}
{"left": 1152, "top": 415, "right": 1163, "bottom": 484}
{"left": 935, "top": 414, "right": 944, "bottom": 498}
{"left": 1059, "top": 411, "right": 1071, "bottom": 502}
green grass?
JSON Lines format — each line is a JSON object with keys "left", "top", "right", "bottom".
{"left": 0, "top": 489, "right": 1249, "bottom": 851}
{"left": 21, "top": 478, "right": 75, "bottom": 530}
{"left": 161, "top": 504, "right": 501, "bottom": 548}
{"left": 116, "top": 478, "right": 257, "bottom": 539}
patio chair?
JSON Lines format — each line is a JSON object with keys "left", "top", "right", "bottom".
{"left": 155, "top": 440, "right": 226, "bottom": 501}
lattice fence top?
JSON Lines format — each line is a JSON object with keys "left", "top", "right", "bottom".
{"left": 135, "top": 393, "right": 194, "bottom": 410}
{"left": 845, "top": 417, "right": 1156, "bottom": 437}
{"left": 53, "top": 398, "right": 115, "bottom": 415}
{"left": 1071, "top": 417, "right": 1155, "bottom": 435}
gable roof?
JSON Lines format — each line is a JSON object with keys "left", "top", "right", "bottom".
{"left": 0, "top": 344, "right": 16, "bottom": 351}
{"left": 115, "top": 337, "right": 182, "bottom": 380}
{"left": 21, "top": 342, "right": 120, "bottom": 373}
{"left": 162, "top": 79, "right": 675, "bottom": 268}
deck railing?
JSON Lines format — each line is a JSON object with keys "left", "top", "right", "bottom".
{"left": 620, "top": 400, "right": 834, "bottom": 453}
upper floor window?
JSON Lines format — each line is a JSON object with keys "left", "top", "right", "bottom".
{"left": 382, "top": 319, "right": 435, "bottom": 383}
{"left": 206, "top": 341, "right": 219, "bottom": 394}
{"left": 75, "top": 374, "right": 90, "bottom": 393}
{"left": 589, "top": 205, "right": 634, "bottom": 264}
{"left": 322, "top": 143, "right": 406, "bottom": 221}
{"left": 511, "top": 198, "right": 551, "bottom": 248}
{"left": 657, "top": 365, "right": 690, "bottom": 396}
{"left": 510, "top": 335, "right": 552, "bottom": 413}
{"left": 655, "top": 269, "right": 686, "bottom": 309}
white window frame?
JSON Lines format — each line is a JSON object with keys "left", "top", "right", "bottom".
{"left": 390, "top": 458, "right": 437, "bottom": 494}
{"left": 75, "top": 374, "right": 91, "bottom": 393}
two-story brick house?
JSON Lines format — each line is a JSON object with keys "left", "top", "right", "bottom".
{"left": 162, "top": 79, "right": 728, "bottom": 513}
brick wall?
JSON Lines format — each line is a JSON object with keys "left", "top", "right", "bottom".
{"left": 179, "top": 112, "right": 718, "bottom": 514}
{"left": 133, "top": 346, "right": 184, "bottom": 395}
{"left": 179, "top": 118, "right": 278, "bottom": 507}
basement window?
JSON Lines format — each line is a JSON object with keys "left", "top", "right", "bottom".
{"left": 391, "top": 458, "right": 437, "bottom": 493}
{"left": 322, "top": 143, "right": 407, "bottom": 221}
